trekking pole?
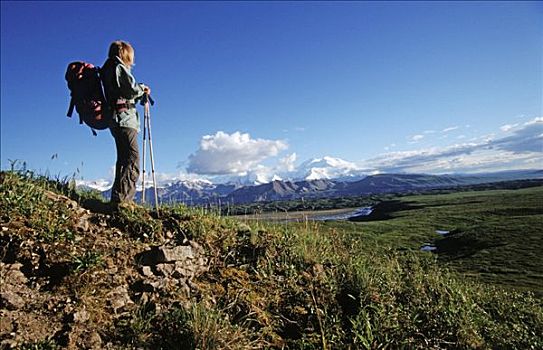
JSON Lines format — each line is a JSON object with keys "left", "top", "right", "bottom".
{"left": 142, "top": 93, "right": 160, "bottom": 214}
{"left": 141, "top": 106, "right": 147, "bottom": 204}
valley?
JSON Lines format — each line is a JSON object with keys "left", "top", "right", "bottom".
{"left": 285, "top": 185, "right": 543, "bottom": 294}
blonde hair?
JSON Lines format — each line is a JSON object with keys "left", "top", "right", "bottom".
{"left": 108, "top": 40, "right": 135, "bottom": 67}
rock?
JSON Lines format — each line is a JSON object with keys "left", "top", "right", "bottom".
{"left": 189, "top": 241, "right": 205, "bottom": 253}
{"left": 150, "top": 280, "right": 167, "bottom": 291}
{"left": 138, "top": 245, "right": 194, "bottom": 265}
{"left": 172, "top": 266, "right": 190, "bottom": 279}
{"left": 43, "top": 190, "right": 78, "bottom": 209}
{"left": 73, "top": 309, "right": 90, "bottom": 323}
{"left": 178, "top": 279, "right": 191, "bottom": 295}
{"left": 0, "top": 263, "right": 27, "bottom": 285}
{"left": 175, "top": 260, "right": 195, "bottom": 272}
{"left": 0, "top": 291, "right": 25, "bottom": 310}
{"left": 197, "top": 257, "right": 208, "bottom": 269}
{"left": 131, "top": 279, "right": 168, "bottom": 293}
{"left": 0, "top": 263, "right": 29, "bottom": 310}
{"left": 157, "top": 245, "right": 193, "bottom": 263}
{"left": 140, "top": 266, "right": 153, "bottom": 277}
{"left": 107, "top": 286, "right": 133, "bottom": 312}
{"left": 155, "top": 263, "right": 175, "bottom": 276}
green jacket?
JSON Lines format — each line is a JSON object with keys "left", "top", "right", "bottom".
{"left": 101, "top": 56, "right": 145, "bottom": 131}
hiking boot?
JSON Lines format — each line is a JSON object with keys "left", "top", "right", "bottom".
{"left": 107, "top": 201, "right": 122, "bottom": 214}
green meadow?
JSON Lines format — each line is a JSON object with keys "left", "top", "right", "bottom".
{"left": 313, "top": 186, "right": 543, "bottom": 294}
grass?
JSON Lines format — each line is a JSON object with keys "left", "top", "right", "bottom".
{"left": 2, "top": 169, "right": 542, "bottom": 349}
{"left": 0, "top": 171, "right": 77, "bottom": 242}
{"left": 316, "top": 186, "right": 543, "bottom": 294}
{"left": 72, "top": 251, "right": 104, "bottom": 272}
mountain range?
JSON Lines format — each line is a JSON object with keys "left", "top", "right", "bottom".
{"left": 127, "top": 169, "right": 543, "bottom": 205}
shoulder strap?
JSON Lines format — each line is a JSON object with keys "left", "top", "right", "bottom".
{"left": 67, "top": 97, "right": 75, "bottom": 117}
{"left": 96, "top": 66, "right": 109, "bottom": 105}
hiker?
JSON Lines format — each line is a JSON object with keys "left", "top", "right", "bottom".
{"left": 101, "top": 40, "right": 151, "bottom": 206}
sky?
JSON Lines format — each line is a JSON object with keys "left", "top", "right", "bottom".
{"left": 1, "top": 1, "right": 542, "bottom": 186}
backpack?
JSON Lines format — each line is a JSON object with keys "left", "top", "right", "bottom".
{"left": 65, "top": 61, "right": 112, "bottom": 135}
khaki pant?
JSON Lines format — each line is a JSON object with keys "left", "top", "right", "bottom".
{"left": 110, "top": 126, "right": 139, "bottom": 203}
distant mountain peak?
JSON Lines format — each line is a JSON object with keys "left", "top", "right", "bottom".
{"left": 298, "top": 156, "right": 365, "bottom": 180}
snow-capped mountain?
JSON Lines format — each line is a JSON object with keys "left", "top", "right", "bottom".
{"left": 214, "top": 156, "right": 366, "bottom": 185}
{"left": 293, "top": 156, "right": 366, "bottom": 181}
{"left": 76, "top": 179, "right": 112, "bottom": 192}
{"left": 135, "top": 179, "right": 240, "bottom": 205}
{"left": 84, "top": 169, "right": 542, "bottom": 204}
{"left": 79, "top": 156, "right": 366, "bottom": 192}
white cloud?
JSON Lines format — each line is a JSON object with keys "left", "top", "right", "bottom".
{"left": 500, "top": 123, "right": 519, "bottom": 132}
{"left": 442, "top": 126, "right": 459, "bottom": 133}
{"left": 278, "top": 153, "right": 297, "bottom": 172}
{"left": 525, "top": 117, "right": 543, "bottom": 125}
{"left": 187, "top": 131, "right": 288, "bottom": 175}
{"left": 409, "top": 134, "right": 424, "bottom": 142}
{"left": 364, "top": 117, "right": 543, "bottom": 174}
{"left": 492, "top": 118, "right": 542, "bottom": 154}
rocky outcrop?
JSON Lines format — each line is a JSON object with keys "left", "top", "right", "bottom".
{"left": 0, "top": 185, "right": 210, "bottom": 349}
{"left": 134, "top": 242, "right": 208, "bottom": 296}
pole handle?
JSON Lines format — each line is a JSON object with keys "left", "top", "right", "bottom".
{"left": 140, "top": 93, "right": 155, "bottom": 106}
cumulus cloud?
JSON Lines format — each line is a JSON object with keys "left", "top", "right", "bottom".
{"left": 278, "top": 153, "right": 297, "bottom": 172}
{"left": 187, "top": 131, "right": 288, "bottom": 175}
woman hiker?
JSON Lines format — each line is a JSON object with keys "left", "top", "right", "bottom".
{"left": 101, "top": 40, "right": 151, "bottom": 209}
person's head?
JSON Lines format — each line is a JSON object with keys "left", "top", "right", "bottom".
{"left": 108, "top": 40, "right": 135, "bottom": 67}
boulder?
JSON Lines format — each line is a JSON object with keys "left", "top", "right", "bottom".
{"left": 138, "top": 245, "right": 194, "bottom": 265}
{"left": 157, "top": 245, "right": 194, "bottom": 263}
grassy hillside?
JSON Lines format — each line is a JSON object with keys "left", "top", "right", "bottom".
{"left": 1, "top": 170, "right": 542, "bottom": 349}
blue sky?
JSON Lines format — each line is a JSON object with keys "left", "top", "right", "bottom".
{"left": 1, "top": 1, "right": 542, "bottom": 185}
